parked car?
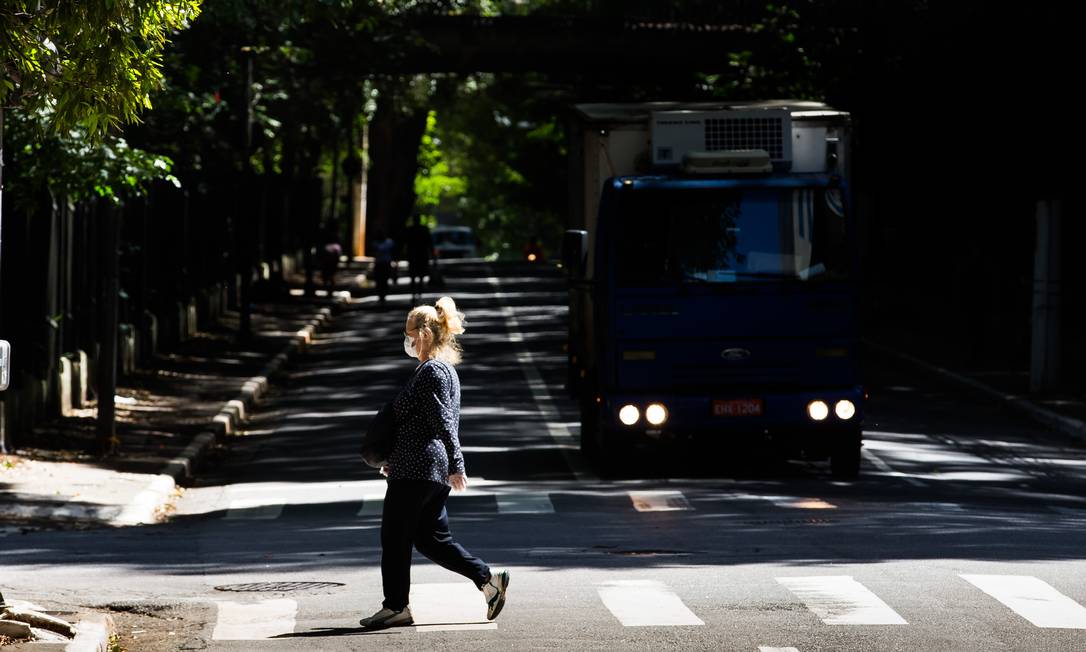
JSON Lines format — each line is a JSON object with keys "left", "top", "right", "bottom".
{"left": 432, "top": 226, "right": 478, "bottom": 259}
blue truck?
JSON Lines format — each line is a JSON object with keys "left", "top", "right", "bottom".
{"left": 563, "top": 102, "right": 862, "bottom": 476}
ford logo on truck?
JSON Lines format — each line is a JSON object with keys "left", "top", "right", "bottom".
{"left": 721, "top": 348, "right": 751, "bottom": 361}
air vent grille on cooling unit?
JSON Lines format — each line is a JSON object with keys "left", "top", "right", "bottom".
{"left": 703, "top": 116, "right": 786, "bottom": 159}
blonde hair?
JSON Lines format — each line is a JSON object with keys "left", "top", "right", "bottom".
{"left": 408, "top": 296, "right": 466, "bottom": 365}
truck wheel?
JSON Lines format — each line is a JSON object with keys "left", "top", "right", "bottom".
{"left": 830, "top": 430, "right": 862, "bottom": 478}
{"left": 579, "top": 399, "right": 626, "bottom": 476}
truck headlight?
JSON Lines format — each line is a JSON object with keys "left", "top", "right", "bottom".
{"left": 618, "top": 404, "right": 640, "bottom": 426}
{"left": 834, "top": 400, "right": 856, "bottom": 420}
{"left": 807, "top": 400, "right": 829, "bottom": 421}
{"left": 645, "top": 403, "right": 668, "bottom": 426}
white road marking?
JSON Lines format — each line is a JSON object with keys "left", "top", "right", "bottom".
{"left": 597, "top": 580, "right": 704, "bottom": 626}
{"left": 629, "top": 490, "right": 692, "bottom": 512}
{"left": 759, "top": 648, "right": 801, "bottom": 652}
{"left": 487, "top": 276, "right": 593, "bottom": 482}
{"left": 861, "top": 447, "right": 926, "bottom": 487}
{"left": 496, "top": 493, "right": 555, "bottom": 514}
{"left": 410, "top": 582, "right": 497, "bottom": 632}
{"left": 211, "top": 479, "right": 390, "bottom": 520}
{"left": 900, "top": 502, "right": 967, "bottom": 513}
{"left": 225, "top": 499, "right": 284, "bottom": 520}
{"left": 773, "top": 497, "right": 836, "bottom": 510}
{"left": 212, "top": 599, "right": 297, "bottom": 640}
{"left": 356, "top": 494, "right": 385, "bottom": 517}
{"left": 1052, "top": 506, "right": 1086, "bottom": 517}
{"left": 960, "top": 574, "right": 1086, "bottom": 629}
{"left": 777, "top": 576, "right": 908, "bottom": 625}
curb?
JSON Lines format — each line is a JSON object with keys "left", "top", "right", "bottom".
{"left": 865, "top": 339, "right": 1086, "bottom": 445}
{"left": 65, "top": 613, "right": 114, "bottom": 652}
{"left": 111, "top": 300, "right": 344, "bottom": 526}
{"left": 16, "top": 612, "right": 114, "bottom": 651}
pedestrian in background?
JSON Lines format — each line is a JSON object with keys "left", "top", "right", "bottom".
{"left": 360, "top": 296, "right": 510, "bottom": 630}
{"left": 372, "top": 230, "right": 396, "bottom": 305}
{"left": 319, "top": 229, "right": 342, "bottom": 291}
{"left": 404, "top": 213, "right": 435, "bottom": 296}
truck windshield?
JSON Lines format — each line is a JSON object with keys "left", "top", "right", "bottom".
{"left": 613, "top": 186, "right": 849, "bottom": 286}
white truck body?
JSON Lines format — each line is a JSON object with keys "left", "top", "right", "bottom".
{"left": 568, "top": 101, "right": 851, "bottom": 279}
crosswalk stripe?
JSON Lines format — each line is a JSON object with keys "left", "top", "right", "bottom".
{"left": 212, "top": 598, "right": 297, "bottom": 639}
{"left": 1051, "top": 506, "right": 1086, "bottom": 517}
{"left": 496, "top": 493, "right": 555, "bottom": 514}
{"left": 777, "top": 576, "right": 907, "bottom": 625}
{"left": 773, "top": 498, "right": 835, "bottom": 510}
{"left": 224, "top": 499, "right": 284, "bottom": 520}
{"left": 629, "top": 490, "right": 692, "bottom": 512}
{"left": 960, "top": 574, "right": 1086, "bottom": 629}
{"left": 356, "top": 494, "right": 385, "bottom": 517}
{"left": 597, "top": 580, "right": 704, "bottom": 626}
{"left": 409, "top": 583, "right": 497, "bottom": 632}
{"left": 730, "top": 492, "right": 836, "bottom": 510}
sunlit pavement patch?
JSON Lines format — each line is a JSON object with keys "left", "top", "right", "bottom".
{"left": 212, "top": 599, "right": 297, "bottom": 640}
{"left": 495, "top": 493, "right": 555, "bottom": 514}
{"left": 727, "top": 492, "right": 837, "bottom": 510}
{"left": 915, "top": 471, "right": 1031, "bottom": 482}
{"left": 409, "top": 583, "right": 496, "bottom": 632}
{"left": 775, "top": 498, "right": 836, "bottom": 510}
{"left": 628, "top": 490, "right": 692, "bottom": 512}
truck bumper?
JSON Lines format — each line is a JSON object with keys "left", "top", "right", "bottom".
{"left": 601, "top": 387, "right": 864, "bottom": 448}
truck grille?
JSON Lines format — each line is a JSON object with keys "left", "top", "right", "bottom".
{"left": 668, "top": 364, "right": 796, "bottom": 388}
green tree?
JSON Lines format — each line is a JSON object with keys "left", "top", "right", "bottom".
{"left": 1, "top": 0, "right": 201, "bottom": 456}
{"left": 2, "top": 0, "right": 202, "bottom": 137}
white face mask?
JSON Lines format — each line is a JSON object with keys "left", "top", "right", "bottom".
{"left": 404, "top": 335, "right": 417, "bottom": 359}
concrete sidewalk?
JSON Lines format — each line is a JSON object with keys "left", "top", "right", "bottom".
{"left": 866, "top": 339, "right": 1086, "bottom": 446}
{"left": 0, "top": 272, "right": 360, "bottom": 646}
{"left": 0, "top": 286, "right": 352, "bottom": 535}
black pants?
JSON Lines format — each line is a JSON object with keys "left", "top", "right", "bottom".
{"left": 381, "top": 479, "right": 490, "bottom": 611}
{"left": 374, "top": 261, "right": 391, "bottom": 301}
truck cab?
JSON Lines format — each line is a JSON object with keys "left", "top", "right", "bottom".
{"left": 564, "top": 102, "right": 862, "bottom": 476}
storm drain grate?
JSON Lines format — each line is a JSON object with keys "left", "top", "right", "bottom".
{"left": 214, "top": 582, "right": 345, "bottom": 593}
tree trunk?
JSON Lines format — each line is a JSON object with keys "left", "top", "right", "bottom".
{"left": 367, "top": 81, "right": 430, "bottom": 243}
{"left": 350, "top": 119, "right": 367, "bottom": 258}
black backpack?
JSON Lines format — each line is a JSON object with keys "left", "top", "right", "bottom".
{"left": 360, "top": 400, "right": 396, "bottom": 468}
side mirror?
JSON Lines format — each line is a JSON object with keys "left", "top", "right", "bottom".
{"left": 562, "top": 230, "right": 588, "bottom": 280}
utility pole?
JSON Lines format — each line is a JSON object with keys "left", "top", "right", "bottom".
{"left": 1030, "top": 199, "right": 1062, "bottom": 393}
{"left": 96, "top": 201, "right": 120, "bottom": 454}
{"left": 238, "top": 47, "right": 254, "bottom": 337}
{"left": 1, "top": 106, "right": 5, "bottom": 328}
{"left": 1, "top": 106, "right": 9, "bottom": 455}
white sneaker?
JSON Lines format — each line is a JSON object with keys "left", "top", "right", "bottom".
{"left": 482, "top": 570, "right": 510, "bottom": 620}
{"left": 359, "top": 605, "right": 413, "bottom": 630}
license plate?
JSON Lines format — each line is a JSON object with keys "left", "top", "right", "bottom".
{"left": 712, "top": 399, "right": 763, "bottom": 417}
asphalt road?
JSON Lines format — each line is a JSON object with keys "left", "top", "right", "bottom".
{"left": 4, "top": 261, "right": 1086, "bottom": 651}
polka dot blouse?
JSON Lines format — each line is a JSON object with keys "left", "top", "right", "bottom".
{"left": 388, "top": 358, "right": 465, "bottom": 485}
